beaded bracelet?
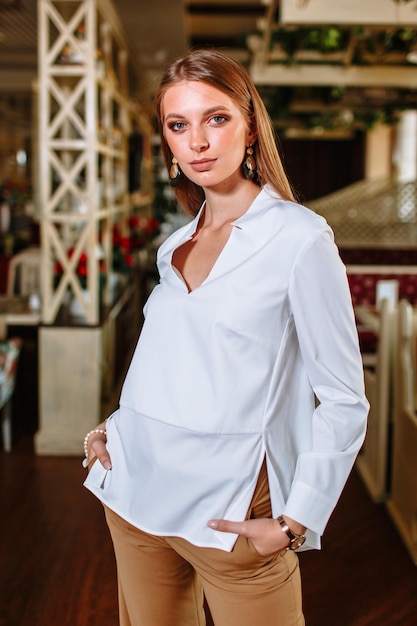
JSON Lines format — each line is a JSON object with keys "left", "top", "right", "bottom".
{"left": 82, "top": 428, "right": 106, "bottom": 468}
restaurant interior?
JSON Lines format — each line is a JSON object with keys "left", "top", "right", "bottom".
{"left": 1, "top": 1, "right": 417, "bottom": 624}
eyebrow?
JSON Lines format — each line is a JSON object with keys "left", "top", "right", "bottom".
{"left": 164, "top": 105, "right": 232, "bottom": 122}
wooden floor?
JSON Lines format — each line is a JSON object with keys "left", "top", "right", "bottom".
{"left": 1, "top": 436, "right": 417, "bottom": 626}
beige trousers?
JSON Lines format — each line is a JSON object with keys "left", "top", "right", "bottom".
{"left": 104, "top": 463, "right": 305, "bottom": 626}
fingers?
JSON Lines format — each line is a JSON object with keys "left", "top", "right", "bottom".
{"left": 208, "top": 517, "right": 290, "bottom": 556}
{"left": 90, "top": 435, "right": 112, "bottom": 470}
{"left": 207, "top": 518, "right": 265, "bottom": 538}
{"left": 207, "top": 519, "right": 246, "bottom": 535}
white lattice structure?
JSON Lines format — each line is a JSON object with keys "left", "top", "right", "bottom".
{"left": 38, "top": 0, "right": 152, "bottom": 324}
{"left": 309, "top": 178, "right": 417, "bottom": 249}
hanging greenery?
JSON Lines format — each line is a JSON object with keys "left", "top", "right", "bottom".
{"left": 270, "top": 25, "right": 348, "bottom": 62}
{"left": 249, "top": 18, "right": 417, "bottom": 135}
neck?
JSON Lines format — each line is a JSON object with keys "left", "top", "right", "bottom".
{"left": 202, "top": 180, "right": 260, "bottom": 228}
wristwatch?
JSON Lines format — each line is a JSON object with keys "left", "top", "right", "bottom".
{"left": 277, "top": 515, "right": 306, "bottom": 550}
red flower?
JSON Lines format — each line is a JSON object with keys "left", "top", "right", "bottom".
{"left": 128, "top": 216, "right": 139, "bottom": 229}
{"left": 120, "top": 236, "right": 131, "bottom": 251}
{"left": 124, "top": 253, "right": 134, "bottom": 267}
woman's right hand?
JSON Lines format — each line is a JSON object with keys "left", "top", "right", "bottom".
{"left": 87, "top": 422, "right": 112, "bottom": 470}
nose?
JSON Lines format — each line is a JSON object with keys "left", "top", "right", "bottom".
{"left": 190, "top": 127, "right": 208, "bottom": 152}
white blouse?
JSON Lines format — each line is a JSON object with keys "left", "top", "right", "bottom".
{"left": 84, "top": 186, "right": 368, "bottom": 552}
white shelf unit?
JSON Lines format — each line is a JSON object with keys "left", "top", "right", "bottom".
{"left": 35, "top": 0, "right": 152, "bottom": 454}
{"left": 38, "top": 0, "right": 153, "bottom": 325}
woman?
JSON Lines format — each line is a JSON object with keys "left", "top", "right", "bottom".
{"left": 84, "top": 49, "right": 368, "bottom": 626}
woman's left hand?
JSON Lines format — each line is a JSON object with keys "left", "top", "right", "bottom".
{"left": 207, "top": 517, "right": 290, "bottom": 557}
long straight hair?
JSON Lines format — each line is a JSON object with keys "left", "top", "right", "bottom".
{"left": 155, "top": 48, "right": 296, "bottom": 216}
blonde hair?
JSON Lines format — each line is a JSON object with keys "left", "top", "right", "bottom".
{"left": 155, "top": 48, "right": 295, "bottom": 216}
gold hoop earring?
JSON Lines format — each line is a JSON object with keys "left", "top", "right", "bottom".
{"left": 243, "top": 145, "right": 257, "bottom": 180}
{"left": 169, "top": 156, "right": 181, "bottom": 187}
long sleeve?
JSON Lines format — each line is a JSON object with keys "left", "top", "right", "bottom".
{"left": 284, "top": 229, "right": 369, "bottom": 535}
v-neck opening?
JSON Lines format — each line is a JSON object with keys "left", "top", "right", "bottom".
{"left": 171, "top": 225, "right": 235, "bottom": 294}
{"left": 168, "top": 187, "right": 266, "bottom": 294}
{"left": 171, "top": 264, "right": 195, "bottom": 294}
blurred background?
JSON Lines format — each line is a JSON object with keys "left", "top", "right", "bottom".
{"left": 1, "top": 2, "right": 417, "bottom": 624}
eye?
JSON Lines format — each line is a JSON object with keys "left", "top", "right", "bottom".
{"left": 168, "top": 121, "right": 187, "bottom": 132}
{"left": 210, "top": 115, "right": 228, "bottom": 125}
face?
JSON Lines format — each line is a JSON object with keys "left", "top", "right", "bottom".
{"left": 162, "top": 80, "right": 255, "bottom": 190}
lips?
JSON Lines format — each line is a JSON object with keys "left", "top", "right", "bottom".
{"left": 189, "top": 158, "right": 216, "bottom": 172}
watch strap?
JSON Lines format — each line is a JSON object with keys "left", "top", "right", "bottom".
{"left": 276, "top": 515, "right": 306, "bottom": 550}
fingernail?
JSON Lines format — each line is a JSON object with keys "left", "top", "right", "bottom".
{"left": 104, "top": 461, "right": 112, "bottom": 470}
{"left": 208, "top": 520, "right": 218, "bottom": 529}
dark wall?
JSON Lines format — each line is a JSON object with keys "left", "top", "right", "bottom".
{"left": 280, "top": 132, "right": 366, "bottom": 204}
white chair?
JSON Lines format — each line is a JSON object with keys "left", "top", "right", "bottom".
{"left": 0, "top": 338, "right": 22, "bottom": 452}
{"left": 6, "top": 247, "right": 41, "bottom": 298}
{"left": 355, "top": 297, "right": 395, "bottom": 502}
{"left": 387, "top": 300, "right": 417, "bottom": 565}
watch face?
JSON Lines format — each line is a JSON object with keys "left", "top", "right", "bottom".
{"left": 290, "top": 535, "right": 306, "bottom": 550}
